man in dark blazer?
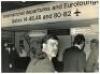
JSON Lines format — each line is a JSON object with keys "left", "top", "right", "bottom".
{"left": 63, "top": 34, "right": 86, "bottom": 72}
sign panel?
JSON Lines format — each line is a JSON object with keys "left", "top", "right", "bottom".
{"left": 1, "top": 1, "right": 98, "bottom": 27}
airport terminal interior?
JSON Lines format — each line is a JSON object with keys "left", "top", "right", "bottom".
{"left": 1, "top": 1, "right": 99, "bottom": 72}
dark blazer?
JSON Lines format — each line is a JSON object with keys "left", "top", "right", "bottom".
{"left": 63, "top": 46, "right": 86, "bottom": 72}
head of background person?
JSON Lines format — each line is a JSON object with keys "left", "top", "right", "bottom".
{"left": 41, "top": 34, "right": 59, "bottom": 60}
{"left": 3, "top": 42, "right": 8, "bottom": 47}
{"left": 90, "top": 39, "right": 99, "bottom": 50}
{"left": 29, "top": 47, "right": 37, "bottom": 59}
{"left": 73, "top": 34, "right": 85, "bottom": 51}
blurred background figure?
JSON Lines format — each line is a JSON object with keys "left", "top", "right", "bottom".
{"left": 18, "top": 45, "right": 27, "bottom": 57}
{"left": 14, "top": 38, "right": 30, "bottom": 72}
{"left": 85, "top": 39, "right": 99, "bottom": 72}
{"left": 28, "top": 46, "right": 37, "bottom": 60}
{"left": 28, "top": 40, "right": 41, "bottom": 60}
{"left": 2, "top": 42, "right": 19, "bottom": 72}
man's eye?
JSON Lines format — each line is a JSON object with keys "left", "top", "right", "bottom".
{"left": 51, "top": 44, "right": 54, "bottom": 46}
{"left": 50, "top": 43, "right": 54, "bottom": 46}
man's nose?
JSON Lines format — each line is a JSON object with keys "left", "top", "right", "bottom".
{"left": 54, "top": 45, "right": 58, "bottom": 50}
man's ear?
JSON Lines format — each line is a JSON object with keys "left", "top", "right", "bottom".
{"left": 42, "top": 43, "right": 46, "bottom": 52}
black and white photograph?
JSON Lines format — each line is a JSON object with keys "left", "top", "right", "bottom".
{"left": 1, "top": 1, "right": 99, "bottom": 73}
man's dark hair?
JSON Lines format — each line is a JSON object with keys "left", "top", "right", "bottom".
{"left": 41, "top": 34, "right": 59, "bottom": 44}
{"left": 90, "top": 39, "right": 98, "bottom": 44}
{"left": 90, "top": 39, "right": 99, "bottom": 48}
{"left": 73, "top": 34, "right": 85, "bottom": 45}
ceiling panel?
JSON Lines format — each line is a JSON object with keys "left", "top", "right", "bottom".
{"left": 1, "top": 1, "right": 50, "bottom": 12}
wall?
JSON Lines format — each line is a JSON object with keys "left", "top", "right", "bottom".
{"left": 57, "top": 35, "right": 71, "bottom": 61}
{"left": 2, "top": 31, "right": 14, "bottom": 42}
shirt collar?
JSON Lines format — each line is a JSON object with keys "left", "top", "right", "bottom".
{"left": 74, "top": 44, "right": 81, "bottom": 50}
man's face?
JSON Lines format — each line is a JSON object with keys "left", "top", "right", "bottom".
{"left": 90, "top": 42, "right": 98, "bottom": 50}
{"left": 45, "top": 39, "right": 58, "bottom": 58}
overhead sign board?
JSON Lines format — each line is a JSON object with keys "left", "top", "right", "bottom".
{"left": 1, "top": 1, "right": 98, "bottom": 28}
